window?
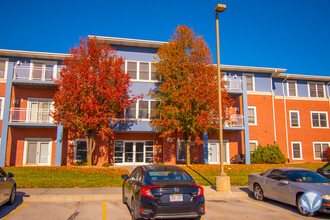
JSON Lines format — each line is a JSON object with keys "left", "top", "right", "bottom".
{"left": 291, "top": 142, "right": 302, "bottom": 160}
{"left": 308, "top": 82, "right": 325, "bottom": 98}
{"left": 311, "top": 112, "right": 328, "bottom": 128}
{"left": 0, "top": 59, "right": 8, "bottom": 79}
{"left": 114, "top": 140, "right": 154, "bottom": 164}
{"left": 138, "top": 101, "right": 148, "bottom": 119}
{"left": 287, "top": 81, "right": 297, "bottom": 97}
{"left": 289, "top": 111, "right": 300, "bottom": 128}
{"left": 28, "top": 100, "right": 53, "bottom": 123}
{"left": 177, "top": 140, "right": 187, "bottom": 161}
{"left": 124, "top": 61, "right": 158, "bottom": 81}
{"left": 31, "top": 60, "right": 57, "bottom": 81}
{"left": 150, "top": 101, "right": 160, "bottom": 119}
{"left": 248, "top": 106, "right": 257, "bottom": 125}
{"left": 75, "top": 139, "right": 87, "bottom": 161}
{"left": 250, "top": 141, "right": 258, "bottom": 154}
{"left": 126, "top": 100, "right": 159, "bottom": 120}
{"left": 24, "top": 139, "right": 52, "bottom": 166}
{"left": 314, "top": 142, "right": 329, "bottom": 159}
{"left": 243, "top": 74, "right": 254, "bottom": 91}
{"left": 0, "top": 97, "right": 4, "bottom": 120}
{"left": 126, "top": 102, "right": 137, "bottom": 119}
{"left": 267, "top": 169, "right": 287, "bottom": 181}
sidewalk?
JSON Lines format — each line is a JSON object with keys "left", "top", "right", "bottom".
{"left": 18, "top": 186, "right": 250, "bottom": 203}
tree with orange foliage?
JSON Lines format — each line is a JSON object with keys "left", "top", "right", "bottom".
{"left": 53, "top": 37, "right": 138, "bottom": 166}
{"left": 151, "top": 25, "right": 233, "bottom": 165}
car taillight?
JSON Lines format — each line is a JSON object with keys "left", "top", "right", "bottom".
{"left": 193, "top": 184, "right": 204, "bottom": 198}
{"left": 141, "top": 185, "right": 160, "bottom": 200}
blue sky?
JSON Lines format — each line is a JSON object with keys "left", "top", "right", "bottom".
{"left": 1, "top": 0, "right": 329, "bottom": 76}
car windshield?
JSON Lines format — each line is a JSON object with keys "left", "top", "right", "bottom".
{"left": 286, "top": 170, "right": 329, "bottom": 183}
{"left": 146, "top": 170, "right": 193, "bottom": 182}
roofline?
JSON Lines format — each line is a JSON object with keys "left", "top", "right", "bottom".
{"left": 0, "top": 49, "right": 68, "bottom": 60}
{"left": 89, "top": 35, "right": 167, "bottom": 49}
{"left": 219, "top": 64, "right": 287, "bottom": 74}
{"left": 275, "top": 73, "right": 330, "bottom": 82}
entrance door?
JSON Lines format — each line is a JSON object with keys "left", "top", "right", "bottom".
{"left": 25, "top": 140, "right": 51, "bottom": 166}
{"left": 208, "top": 141, "right": 229, "bottom": 164}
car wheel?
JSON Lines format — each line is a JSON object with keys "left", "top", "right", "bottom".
{"left": 7, "top": 185, "right": 16, "bottom": 205}
{"left": 253, "top": 183, "right": 264, "bottom": 201}
{"left": 297, "top": 194, "right": 315, "bottom": 217}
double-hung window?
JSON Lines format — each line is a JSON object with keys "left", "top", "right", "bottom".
{"left": 75, "top": 139, "right": 87, "bottom": 161}
{"left": 291, "top": 142, "right": 302, "bottom": 160}
{"left": 308, "top": 82, "right": 325, "bottom": 98}
{"left": 311, "top": 111, "right": 328, "bottom": 128}
{"left": 314, "top": 142, "right": 329, "bottom": 159}
{"left": 243, "top": 74, "right": 254, "bottom": 91}
{"left": 123, "top": 61, "right": 158, "bottom": 81}
{"left": 248, "top": 106, "right": 257, "bottom": 125}
{"left": 0, "top": 59, "right": 8, "bottom": 79}
{"left": 250, "top": 141, "right": 258, "bottom": 154}
{"left": 126, "top": 100, "right": 160, "bottom": 120}
{"left": 289, "top": 111, "right": 300, "bottom": 128}
{"left": 287, "top": 81, "right": 297, "bottom": 97}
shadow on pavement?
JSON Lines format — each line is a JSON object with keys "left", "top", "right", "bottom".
{"left": 0, "top": 191, "right": 26, "bottom": 219}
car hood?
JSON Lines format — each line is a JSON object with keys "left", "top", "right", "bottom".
{"left": 292, "top": 182, "right": 330, "bottom": 196}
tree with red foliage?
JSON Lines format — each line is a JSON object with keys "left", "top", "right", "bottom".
{"left": 151, "top": 25, "right": 233, "bottom": 165}
{"left": 53, "top": 37, "right": 138, "bottom": 166}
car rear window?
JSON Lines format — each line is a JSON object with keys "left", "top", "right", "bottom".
{"left": 146, "top": 170, "right": 193, "bottom": 182}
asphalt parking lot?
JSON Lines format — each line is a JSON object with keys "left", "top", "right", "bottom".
{"left": 1, "top": 196, "right": 329, "bottom": 220}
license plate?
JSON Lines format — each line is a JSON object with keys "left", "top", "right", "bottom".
{"left": 170, "top": 194, "right": 183, "bottom": 202}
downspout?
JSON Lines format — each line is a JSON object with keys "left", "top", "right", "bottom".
{"left": 270, "top": 69, "right": 277, "bottom": 142}
{"left": 282, "top": 75, "right": 290, "bottom": 163}
{"left": 327, "top": 82, "right": 330, "bottom": 111}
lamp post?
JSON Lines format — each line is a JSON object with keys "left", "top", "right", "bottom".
{"left": 215, "top": 3, "right": 231, "bottom": 192}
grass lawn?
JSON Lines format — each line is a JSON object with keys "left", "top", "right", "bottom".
{"left": 3, "top": 162, "right": 326, "bottom": 188}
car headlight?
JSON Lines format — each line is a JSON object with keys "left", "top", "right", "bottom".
{"left": 322, "top": 195, "right": 330, "bottom": 200}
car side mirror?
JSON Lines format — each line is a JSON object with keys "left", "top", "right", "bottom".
{"left": 280, "top": 180, "right": 289, "bottom": 184}
{"left": 8, "top": 173, "right": 14, "bottom": 178}
{"left": 121, "top": 174, "right": 129, "bottom": 181}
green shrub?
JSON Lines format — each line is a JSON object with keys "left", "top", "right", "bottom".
{"left": 102, "top": 163, "right": 111, "bottom": 167}
{"left": 75, "top": 160, "right": 87, "bottom": 166}
{"left": 251, "top": 142, "right": 286, "bottom": 164}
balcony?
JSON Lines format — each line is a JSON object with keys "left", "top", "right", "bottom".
{"left": 13, "top": 65, "right": 61, "bottom": 81}
{"left": 9, "top": 108, "right": 53, "bottom": 124}
{"left": 224, "top": 114, "right": 244, "bottom": 128}
{"left": 224, "top": 78, "right": 242, "bottom": 91}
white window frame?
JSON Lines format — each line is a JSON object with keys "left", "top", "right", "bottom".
{"left": 26, "top": 98, "right": 54, "bottom": 123}
{"left": 289, "top": 110, "right": 300, "bottom": 128}
{"left": 248, "top": 106, "right": 257, "bottom": 125}
{"left": 126, "top": 100, "right": 158, "bottom": 121}
{"left": 0, "top": 58, "right": 8, "bottom": 79}
{"left": 114, "top": 140, "right": 154, "bottom": 164}
{"left": 313, "top": 142, "right": 329, "bottom": 160}
{"left": 30, "top": 60, "right": 57, "bottom": 81}
{"left": 250, "top": 140, "right": 258, "bottom": 154}
{"left": 308, "top": 82, "right": 325, "bottom": 98}
{"left": 243, "top": 73, "right": 255, "bottom": 91}
{"left": 124, "top": 60, "right": 158, "bottom": 82}
{"left": 311, "top": 111, "right": 329, "bottom": 128}
{"left": 291, "top": 142, "right": 303, "bottom": 160}
{"left": 23, "top": 138, "right": 52, "bottom": 166}
{"left": 0, "top": 97, "right": 4, "bottom": 120}
{"left": 287, "top": 80, "right": 298, "bottom": 97}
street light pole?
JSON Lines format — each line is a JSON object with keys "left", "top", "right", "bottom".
{"left": 215, "top": 3, "right": 231, "bottom": 192}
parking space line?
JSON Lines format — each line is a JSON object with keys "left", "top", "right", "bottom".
{"left": 240, "top": 199, "right": 297, "bottom": 220}
{"left": 2, "top": 203, "right": 28, "bottom": 220}
{"left": 103, "top": 202, "right": 107, "bottom": 220}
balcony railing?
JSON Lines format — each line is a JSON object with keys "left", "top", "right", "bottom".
{"left": 9, "top": 108, "right": 53, "bottom": 124}
{"left": 224, "top": 78, "right": 242, "bottom": 91}
{"left": 224, "top": 114, "right": 244, "bottom": 127}
{"left": 13, "top": 65, "right": 62, "bottom": 81}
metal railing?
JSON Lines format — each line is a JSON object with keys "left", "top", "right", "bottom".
{"left": 224, "top": 78, "right": 242, "bottom": 91}
{"left": 9, "top": 108, "right": 53, "bottom": 123}
{"left": 13, "top": 65, "right": 62, "bottom": 81}
{"left": 224, "top": 114, "right": 244, "bottom": 127}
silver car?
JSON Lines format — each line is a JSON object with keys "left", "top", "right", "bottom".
{"left": 0, "top": 167, "right": 16, "bottom": 206}
{"left": 248, "top": 168, "right": 330, "bottom": 217}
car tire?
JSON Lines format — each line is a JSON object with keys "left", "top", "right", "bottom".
{"left": 253, "top": 183, "right": 264, "bottom": 201}
{"left": 297, "top": 194, "right": 316, "bottom": 217}
{"left": 7, "top": 185, "right": 16, "bottom": 205}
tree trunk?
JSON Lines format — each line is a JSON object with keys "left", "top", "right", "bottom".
{"left": 185, "top": 135, "right": 191, "bottom": 166}
{"left": 86, "top": 137, "right": 95, "bottom": 166}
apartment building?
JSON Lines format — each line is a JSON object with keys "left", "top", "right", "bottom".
{"left": 0, "top": 36, "right": 329, "bottom": 167}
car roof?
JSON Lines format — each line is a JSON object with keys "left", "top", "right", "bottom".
{"left": 271, "top": 167, "right": 311, "bottom": 172}
{"left": 140, "top": 165, "right": 185, "bottom": 172}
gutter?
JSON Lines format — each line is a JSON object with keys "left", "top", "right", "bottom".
{"left": 281, "top": 75, "right": 290, "bottom": 162}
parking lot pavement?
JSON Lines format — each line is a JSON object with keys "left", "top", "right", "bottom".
{"left": 2, "top": 198, "right": 329, "bottom": 220}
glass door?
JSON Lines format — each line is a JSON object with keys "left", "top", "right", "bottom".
{"left": 124, "top": 142, "right": 133, "bottom": 163}
{"left": 135, "top": 142, "right": 144, "bottom": 162}
{"left": 25, "top": 141, "right": 51, "bottom": 166}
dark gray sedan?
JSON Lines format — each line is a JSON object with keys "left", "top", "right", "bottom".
{"left": 0, "top": 167, "right": 16, "bottom": 206}
{"left": 248, "top": 168, "right": 330, "bottom": 217}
